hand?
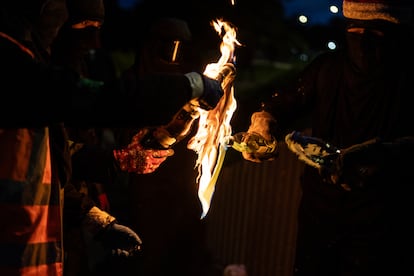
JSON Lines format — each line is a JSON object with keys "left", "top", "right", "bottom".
{"left": 241, "top": 146, "right": 278, "bottom": 163}
{"left": 82, "top": 206, "right": 142, "bottom": 270}
{"left": 242, "top": 111, "right": 278, "bottom": 163}
{"left": 198, "top": 63, "right": 236, "bottom": 110}
{"left": 113, "top": 128, "right": 174, "bottom": 174}
{"left": 185, "top": 63, "right": 236, "bottom": 110}
{"left": 196, "top": 75, "right": 224, "bottom": 110}
{"left": 333, "top": 138, "right": 383, "bottom": 191}
{"left": 216, "top": 62, "right": 236, "bottom": 83}
{"left": 98, "top": 222, "right": 142, "bottom": 257}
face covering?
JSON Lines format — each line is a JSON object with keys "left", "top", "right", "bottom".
{"left": 35, "top": 0, "right": 68, "bottom": 52}
{"left": 345, "top": 19, "right": 398, "bottom": 74}
{"left": 69, "top": 26, "right": 101, "bottom": 53}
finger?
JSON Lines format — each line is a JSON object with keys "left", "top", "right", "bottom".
{"left": 141, "top": 166, "right": 157, "bottom": 174}
{"left": 152, "top": 149, "right": 174, "bottom": 158}
{"left": 242, "top": 152, "right": 261, "bottom": 163}
{"left": 141, "top": 161, "right": 163, "bottom": 174}
{"left": 132, "top": 128, "right": 150, "bottom": 143}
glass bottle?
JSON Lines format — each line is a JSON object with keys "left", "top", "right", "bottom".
{"left": 141, "top": 101, "right": 200, "bottom": 149}
{"left": 225, "top": 132, "right": 277, "bottom": 154}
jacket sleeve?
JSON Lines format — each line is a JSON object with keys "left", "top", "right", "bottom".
{"left": 0, "top": 39, "right": 194, "bottom": 128}
{"left": 63, "top": 183, "right": 96, "bottom": 229}
{"left": 64, "top": 142, "right": 121, "bottom": 229}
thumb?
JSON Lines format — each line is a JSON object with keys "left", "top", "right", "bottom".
{"left": 152, "top": 148, "right": 174, "bottom": 158}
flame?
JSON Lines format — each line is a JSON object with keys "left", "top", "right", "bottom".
{"left": 187, "top": 19, "right": 241, "bottom": 218}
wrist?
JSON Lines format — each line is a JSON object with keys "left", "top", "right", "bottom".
{"left": 184, "top": 72, "right": 204, "bottom": 99}
{"left": 248, "top": 111, "right": 277, "bottom": 141}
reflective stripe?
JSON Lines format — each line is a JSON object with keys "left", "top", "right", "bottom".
{"left": 0, "top": 32, "right": 35, "bottom": 59}
{"left": 0, "top": 127, "right": 63, "bottom": 274}
{"left": 0, "top": 205, "right": 61, "bottom": 243}
{"left": 0, "top": 251, "right": 62, "bottom": 275}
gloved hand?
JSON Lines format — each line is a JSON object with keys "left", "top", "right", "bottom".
{"left": 185, "top": 63, "right": 236, "bottom": 110}
{"left": 242, "top": 111, "right": 278, "bottom": 163}
{"left": 113, "top": 128, "right": 174, "bottom": 174}
{"left": 216, "top": 62, "right": 237, "bottom": 83}
{"left": 82, "top": 206, "right": 142, "bottom": 258}
{"left": 332, "top": 138, "right": 384, "bottom": 191}
{"left": 99, "top": 222, "right": 142, "bottom": 257}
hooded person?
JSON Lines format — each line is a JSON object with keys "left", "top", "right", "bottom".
{"left": 0, "top": 2, "right": 142, "bottom": 274}
{"left": 342, "top": 0, "right": 414, "bottom": 74}
{"left": 240, "top": 0, "right": 414, "bottom": 275}
{"left": 114, "top": 17, "right": 228, "bottom": 276}
{"left": 50, "top": 0, "right": 115, "bottom": 214}
{"left": 51, "top": 0, "right": 106, "bottom": 75}
{"left": 0, "top": 0, "right": 68, "bottom": 61}
{"left": 137, "top": 17, "right": 193, "bottom": 74}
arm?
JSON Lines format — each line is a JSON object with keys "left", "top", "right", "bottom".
{"left": 241, "top": 52, "right": 334, "bottom": 163}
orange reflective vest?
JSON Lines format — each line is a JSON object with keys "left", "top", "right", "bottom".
{"left": 0, "top": 128, "right": 63, "bottom": 275}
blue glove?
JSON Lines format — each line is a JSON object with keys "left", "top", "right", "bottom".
{"left": 99, "top": 222, "right": 142, "bottom": 257}
{"left": 197, "top": 75, "right": 224, "bottom": 110}
{"left": 185, "top": 63, "right": 236, "bottom": 110}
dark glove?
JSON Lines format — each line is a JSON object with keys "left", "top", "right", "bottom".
{"left": 82, "top": 207, "right": 142, "bottom": 258}
{"left": 185, "top": 63, "right": 236, "bottom": 110}
{"left": 284, "top": 131, "right": 382, "bottom": 191}
{"left": 99, "top": 222, "right": 142, "bottom": 257}
{"left": 196, "top": 75, "right": 223, "bottom": 110}
{"left": 334, "top": 138, "right": 386, "bottom": 191}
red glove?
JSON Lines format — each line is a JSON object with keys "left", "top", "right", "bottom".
{"left": 97, "top": 193, "right": 111, "bottom": 212}
{"left": 113, "top": 128, "right": 174, "bottom": 174}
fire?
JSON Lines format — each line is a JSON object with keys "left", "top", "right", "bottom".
{"left": 187, "top": 19, "right": 241, "bottom": 218}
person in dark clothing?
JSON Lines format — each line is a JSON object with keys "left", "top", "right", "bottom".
{"left": 0, "top": 1, "right": 227, "bottom": 275}
{"left": 240, "top": 0, "right": 414, "bottom": 275}
{"left": 116, "top": 17, "right": 222, "bottom": 276}
{"left": 50, "top": 1, "right": 119, "bottom": 274}
{"left": 51, "top": 0, "right": 114, "bottom": 212}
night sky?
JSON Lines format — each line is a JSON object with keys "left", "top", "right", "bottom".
{"left": 102, "top": 0, "right": 347, "bottom": 65}
{"left": 282, "top": 0, "right": 343, "bottom": 25}
{"left": 116, "top": 0, "right": 345, "bottom": 26}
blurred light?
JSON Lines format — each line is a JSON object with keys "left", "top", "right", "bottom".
{"left": 330, "top": 5, "right": 339, "bottom": 14}
{"left": 327, "top": 41, "right": 337, "bottom": 50}
{"left": 299, "top": 53, "right": 309, "bottom": 62}
{"left": 298, "top": 15, "right": 308, "bottom": 24}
